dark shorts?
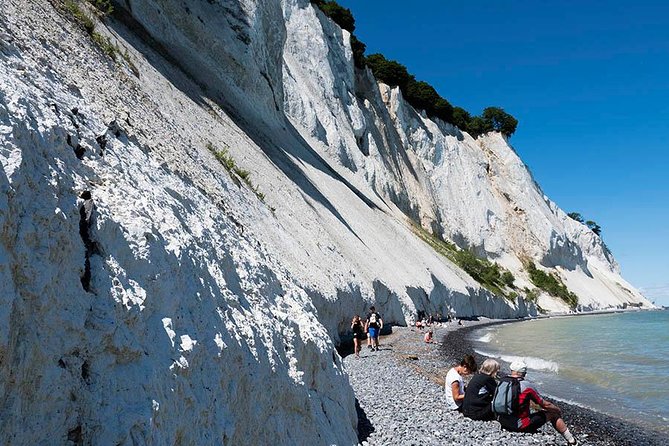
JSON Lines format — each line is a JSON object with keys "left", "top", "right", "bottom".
{"left": 463, "top": 407, "right": 495, "bottom": 421}
{"left": 352, "top": 332, "right": 364, "bottom": 340}
{"left": 368, "top": 327, "right": 379, "bottom": 339}
{"left": 521, "top": 412, "right": 548, "bottom": 432}
{"left": 499, "top": 412, "right": 547, "bottom": 432}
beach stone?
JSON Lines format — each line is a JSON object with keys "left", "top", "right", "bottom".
{"left": 344, "top": 324, "right": 667, "bottom": 446}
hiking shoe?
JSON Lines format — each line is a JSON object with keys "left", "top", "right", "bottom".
{"left": 367, "top": 345, "right": 372, "bottom": 350}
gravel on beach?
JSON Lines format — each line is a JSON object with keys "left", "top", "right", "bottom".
{"left": 343, "top": 320, "right": 667, "bottom": 446}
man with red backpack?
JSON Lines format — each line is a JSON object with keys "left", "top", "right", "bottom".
{"left": 495, "top": 361, "right": 577, "bottom": 445}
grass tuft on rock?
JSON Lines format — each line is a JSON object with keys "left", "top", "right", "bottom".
{"left": 64, "top": 0, "right": 95, "bottom": 34}
{"left": 63, "top": 0, "right": 132, "bottom": 68}
{"left": 207, "top": 142, "right": 267, "bottom": 204}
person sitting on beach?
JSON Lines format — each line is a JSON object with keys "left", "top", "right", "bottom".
{"left": 424, "top": 330, "right": 434, "bottom": 343}
{"left": 498, "top": 361, "right": 577, "bottom": 445}
{"left": 365, "top": 306, "right": 383, "bottom": 351}
{"left": 444, "top": 354, "right": 477, "bottom": 411}
{"left": 351, "top": 315, "right": 364, "bottom": 358}
{"left": 462, "top": 358, "right": 499, "bottom": 421}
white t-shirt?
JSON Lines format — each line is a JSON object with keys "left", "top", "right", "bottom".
{"left": 444, "top": 367, "right": 464, "bottom": 410}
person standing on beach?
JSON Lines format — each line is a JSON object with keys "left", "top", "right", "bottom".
{"left": 462, "top": 358, "right": 500, "bottom": 421}
{"left": 365, "top": 306, "right": 383, "bottom": 351}
{"left": 498, "top": 361, "right": 577, "bottom": 445}
{"left": 351, "top": 315, "right": 364, "bottom": 358}
{"left": 444, "top": 354, "right": 477, "bottom": 410}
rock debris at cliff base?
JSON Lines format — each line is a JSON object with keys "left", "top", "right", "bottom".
{"left": 344, "top": 324, "right": 667, "bottom": 446}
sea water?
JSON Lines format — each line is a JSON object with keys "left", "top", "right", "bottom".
{"left": 470, "top": 310, "right": 669, "bottom": 435}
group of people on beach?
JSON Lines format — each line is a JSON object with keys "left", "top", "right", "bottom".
{"left": 352, "top": 307, "right": 441, "bottom": 356}
{"left": 350, "top": 306, "right": 383, "bottom": 357}
{"left": 413, "top": 314, "right": 436, "bottom": 343}
{"left": 352, "top": 308, "right": 450, "bottom": 351}
{"left": 350, "top": 308, "right": 576, "bottom": 444}
{"left": 445, "top": 354, "right": 577, "bottom": 445}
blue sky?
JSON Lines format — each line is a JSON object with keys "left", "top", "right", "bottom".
{"left": 336, "top": 0, "right": 669, "bottom": 305}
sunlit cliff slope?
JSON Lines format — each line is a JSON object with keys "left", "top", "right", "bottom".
{"left": 0, "top": 0, "right": 652, "bottom": 443}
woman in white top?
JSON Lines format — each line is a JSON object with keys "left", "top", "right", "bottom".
{"left": 444, "top": 354, "right": 477, "bottom": 410}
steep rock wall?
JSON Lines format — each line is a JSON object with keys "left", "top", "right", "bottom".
{"left": 279, "top": 0, "right": 651, "bottom": 312}
{"left": 0, "top": 1, "right": 356, "bottom": 444}
{"left": 0, "top": 0, "right": 653, "bottom": 443}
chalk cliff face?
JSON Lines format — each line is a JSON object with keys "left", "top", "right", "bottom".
{"left": 0, "top": 0, "right": 652, "bottom": 444}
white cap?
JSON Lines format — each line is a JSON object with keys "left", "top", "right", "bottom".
{"left": 510, "top": 360, "right": 527, "bottom": 374}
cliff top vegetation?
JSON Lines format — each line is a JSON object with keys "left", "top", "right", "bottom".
{"left": 310, "top": 0, "right": 518, "bottom": 138}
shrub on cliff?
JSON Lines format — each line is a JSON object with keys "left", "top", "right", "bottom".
{"left": 365, "top": 54, "right": 454, "bottom": 123}
{"left": 452, "top": 107, "right": 472, "bottom": 133}
{"left": 453, "top": 249, "right": 516, "bottom": 298}
{"left": 586, "top": 220, "right": 602, "bottom": 236}
{"left": 312, "top": 1, "right": 366, "bottom": 68}
{"left": 365, "top": 54, "right": 413, "bottom": 89}
{"left": 431, "top": 97, "right": 455, "bottom": 123}
{"left": 312, "top": 3, "right": 520, "bottom": 138}
{"left": 482, "top": 107, "right": 518, "bottom": 137}
{"left": 568, "top": 213, "right": 603, "bottom": 236}
{"left": 87, "top": 0, "right": 113, "bottom": 14}
{"left": 467, "top": 116, "right": 493, "bottom": 138}
{"left": 527, "top": 262, "right": 578, "bottom": 308}
{"left": 405, "top": 81, "right": 454, "bottom": 123}
{"left": 501, "top": 270, "right": 515, "bottom": 288}
{"left": 410, "top": 222, "right": 518, "bottom": 299}
{"left": 311, "top": 0, "right": 355, "bottom": 32}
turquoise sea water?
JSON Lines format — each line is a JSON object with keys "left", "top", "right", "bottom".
{"left": 470, "top": 310, "right": 669, "bottom": 434}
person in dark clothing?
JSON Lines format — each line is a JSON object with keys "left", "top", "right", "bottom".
{"left": 351, "top": 315, "right": 364, "bottom": 358}
{"left": 462, "top": 359, "right": 500, "bottom": 421}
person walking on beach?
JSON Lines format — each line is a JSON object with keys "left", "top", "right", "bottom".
{"left": 365, "top": 306, "right": 383, "bottom": 351}
{"left": 444, "top": 354, "right": 477, "bottom": 410}
{"left": 462, "top": 358, "right": 500, "bottom": 421}
{"left": 351, "top": 315, "right": 365, "bottom": 358}
{"left": 498, "top": 361, "right": 577, "bottom": 445}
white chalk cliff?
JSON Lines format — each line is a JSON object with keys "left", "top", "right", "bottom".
{"left": 0, "top": 0, "right": 653, "bottom": 444}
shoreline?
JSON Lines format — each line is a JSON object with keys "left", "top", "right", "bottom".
{"left": 533, "top": 306, "right": 663, "bottom": 320}
{"left": 343, "top": 318, "right": 667, "bottom": 446}
{"left": 449, "top": 316, "right": 669, "bottom": 444}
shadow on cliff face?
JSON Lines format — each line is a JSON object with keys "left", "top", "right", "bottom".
{"left": 0, "top": 75, "right": 357, "bottom": 441}
{"left": 306, "top": 279, "right": 406, "bottom": 349}
{"left": 74, "top": 191, "right": 354, "bottom": 443}
{"left": 106, "top": 6, "right": 380, "bottom": 244}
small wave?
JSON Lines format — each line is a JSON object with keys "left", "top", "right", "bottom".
{"left": 474, "top": 349, "right": 560, "bottom": 373}
{"left": 475, "top": 332, "right": 493, "bottom": 343}
{"left": 546, "top": 394, "right": 597, "bottom": 411}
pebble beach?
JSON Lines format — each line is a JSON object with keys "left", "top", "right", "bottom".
{"left": 343, "top": 320, "right": 667, "bottom": 446}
